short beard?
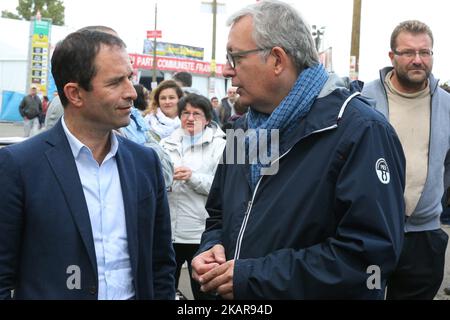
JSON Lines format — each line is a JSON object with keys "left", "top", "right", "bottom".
{"left": 395, "top": 66, "right": 430, "bottom": 91}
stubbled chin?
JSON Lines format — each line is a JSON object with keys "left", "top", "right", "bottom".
{"left": 408, "top": 69, "right": 426, "bottom": 76}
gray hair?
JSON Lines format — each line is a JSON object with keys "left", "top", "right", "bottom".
{"left": 390, "top": 20, "right": 434, "bottom": 51}
{"left": 226, "top": 0, "right": 319, "bottom": 73}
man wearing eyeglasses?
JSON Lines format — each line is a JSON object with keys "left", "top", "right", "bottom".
{"left": 192, "top": 0, "right": 406, "bottom": 299}
{"left": 362, "top": 20, "right": 450, "bottom": 300}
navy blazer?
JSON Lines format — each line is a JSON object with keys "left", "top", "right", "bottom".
{"left": 0, "top": 121, "right": 176, "bottom": 299}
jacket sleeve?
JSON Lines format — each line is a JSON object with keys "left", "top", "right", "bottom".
{"left": 0, "top": 149, "right": 24, "bottom": 299}
{"left": 44, "top": 98, "right": 64, "bottom": 129}
{"left": 144, "top": 138, "right": 174, "bottom": 189}
{"left": 445, "top": 150, "right": 450, "bottom": 191}
{"left": 233, "top": 118, "right": 406, "bottom": 299}
{"left": 19, "top": 98, "right": 26, "bottom": 118}
{"left": 196, "top": 161, "right": 226, "bottom": 255}
{"left": 151, "top": 154, "right": 176, "bottom": 299}
{"left": 186, "top": 138, "right": 226, "bottom": 196}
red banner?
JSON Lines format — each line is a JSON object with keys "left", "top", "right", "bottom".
{"left": 129, "top": 53, "right": 224, "bottom": 76}
{"left": 146, "top": 30, "right": 162, "bottom": 39}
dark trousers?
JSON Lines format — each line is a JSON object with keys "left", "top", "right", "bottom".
{"left": 386, "top": 229, "right": 448, "bottom": 300}
{"left": 173, "top": 243, "right": 215, "bottom": 300}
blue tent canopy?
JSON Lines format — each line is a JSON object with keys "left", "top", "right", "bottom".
{"left": 1, "top": 91, "right": 25, "bottom": 122}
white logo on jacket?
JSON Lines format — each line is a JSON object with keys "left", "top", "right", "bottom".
{"left": 375, "top": 158, "right": 390, "bottom": 184}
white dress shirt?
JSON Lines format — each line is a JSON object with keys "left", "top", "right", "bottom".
{"left": 62, "top": 117, "right": 135, "bottom": 300}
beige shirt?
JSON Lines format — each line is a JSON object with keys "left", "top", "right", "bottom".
{"left": 385, "top": 71, "right": 431, "bottom": 216}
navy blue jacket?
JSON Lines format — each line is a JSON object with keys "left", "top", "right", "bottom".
{"left": 199, "top": 86, "right": 406, "bottom": 299}
{"left": 0, "top": 121, "right": 176, "bottom": 299}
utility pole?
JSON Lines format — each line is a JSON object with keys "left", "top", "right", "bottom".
{"left": 152, "top": 3, "right": 158, "bottom": 89}
{"left": 350, "top": 0, "right": 361, "bottom": 80}
{"left": 202, "top": 0, "right": 224, "bottom": 96}
{"left": 211, "top": 0, "right": 217, "bottom": 77}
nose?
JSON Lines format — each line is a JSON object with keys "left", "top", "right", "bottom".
{"left": 222, "top": 63, "right": 236, "bottom": 78}
{"left": 126, "top": 79, "right": 137, "bottom": 100}
{"left": 412, "top": 53, "right": 423, "bottom": 64}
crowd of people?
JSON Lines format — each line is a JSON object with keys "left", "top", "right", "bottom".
{"left": 1, "top": 0, "right": 449, "bottom": 300}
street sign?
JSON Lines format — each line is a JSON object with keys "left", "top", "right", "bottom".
{"left": 147, "top": 30, "right": 162, "bottom": 39}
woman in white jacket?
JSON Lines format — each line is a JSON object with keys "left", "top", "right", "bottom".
{"left": 161, "top": 93, "right": 226, "bottom": 300}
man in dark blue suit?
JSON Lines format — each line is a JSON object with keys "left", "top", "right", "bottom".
{"left": 0, "top": 30, "right": 176, "bottom": 299}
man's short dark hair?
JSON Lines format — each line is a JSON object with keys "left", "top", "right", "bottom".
{"left": 173, "top": 71, "right": 192, "bottom": 87}
{"left": 77, "top": 25, "right": 118, "bottom": 34}
{"left": 178, "top": 93, "right": 213, "bottom": 121}
{"left": 51, "top": 30, "right": 126, "bottom": 107}
{"left": 390, "top": 20, "right": 434, "bottom": 51}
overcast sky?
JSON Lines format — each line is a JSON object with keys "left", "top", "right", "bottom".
{"left": 2, "top": 0, "right": 450, "bottom": 82}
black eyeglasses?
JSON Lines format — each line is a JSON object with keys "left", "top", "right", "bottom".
{"left": 226, "top": 48, "right": 269, "bottom": 69}
{"left": 393, "top": 49, "right": 433, "bottom": 59}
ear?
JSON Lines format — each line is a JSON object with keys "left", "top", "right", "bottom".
{"left": 388, "top": 51, "right": 395, "bottom": 65}
{"left": 63, "top": 82, "right": 84, "bottom": 108}
{"left": 270, "top": 47, "right": 289, "bottom": 76}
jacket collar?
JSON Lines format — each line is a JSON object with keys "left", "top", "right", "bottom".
{"left": 287, "top": 74, "right": 361, "bottom": 146}
{"left": 163, "top": 126, "right": 217, "bottom": 150}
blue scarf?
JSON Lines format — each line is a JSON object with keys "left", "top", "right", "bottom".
{"left": 247, "top": 64, "right": 329, "bottom": 190}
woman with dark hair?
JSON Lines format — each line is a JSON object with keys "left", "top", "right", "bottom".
{"left": 144, "top": 80, "right": 183, "bottom": 141}
{"left": 133, "top": 84, "right": 149, "bottom": 111}
{"left": 161, "top": 93, "right": 226, "bottom": 300}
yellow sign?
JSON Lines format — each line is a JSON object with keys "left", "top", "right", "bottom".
{"left": 28, "top": 18, "right": 51, "bottom": 95}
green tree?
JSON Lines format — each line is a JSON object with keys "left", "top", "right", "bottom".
{"left": 1, "top": 10, "right": 21, "bottom": 20}
{"left": 1, "top": 0, "right": 65, "bottom": 26}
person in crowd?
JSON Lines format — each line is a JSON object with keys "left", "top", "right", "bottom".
{"left": 39, "top": 96, "right": 49, "bottom": 127}
{"left": 19, "top": 85, "right": 42, "bottom": 137}
{"left": 439, "top": 85, "right": 450, "bottom": 229}
{"left": 132, "top": 84, "right": 150, "bottom": 112}
{"left": 209, "top": 96, "right": 221, "bottom": 126}
{"left": 121, "top": 84, "right": 174, "bottom": 188}
{"left": 121, "top": 84, "right": 151, "bottom": 144}
{"left": 221, "top": 98, "right": 249, "bottom": 131}
{"left": 172, "top": 71, "right": 201, "bottom": 95}
{"left": 191, "top": 0, "right": 406, "bottom": 300}
{"left": 219, "top": 86, "right": 239, "bottom": 129}
{"left": 362, "top": 20, "right": 450, "bottom": 300}
{"left": 161, "top": 93, "right": 226, "bottom": 300}
{"left": 0, "top": 28, "right": 176, "bottom": 299}
{"left": 44, "top": 93, "right": 64, "bottom": 130}
{"left": 144, "top": 80, "right": 183, "bottom": 141}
